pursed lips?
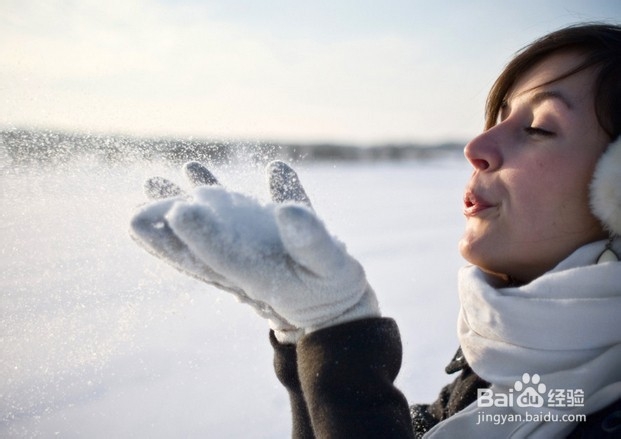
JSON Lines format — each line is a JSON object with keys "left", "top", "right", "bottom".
{"left": 463, "top": 189, "right": 495, "bottom": 217}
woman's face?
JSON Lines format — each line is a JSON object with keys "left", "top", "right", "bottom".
{"left": 459, "top": 51, "right": 609, "bottom": 283}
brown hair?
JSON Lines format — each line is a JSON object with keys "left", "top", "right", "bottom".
{"left": 485, "top": 23, "right": 621, "bottom": 141}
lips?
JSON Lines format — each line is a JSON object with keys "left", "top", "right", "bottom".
{"left": 463, "top": 189, "right": 495, "bottom": 217}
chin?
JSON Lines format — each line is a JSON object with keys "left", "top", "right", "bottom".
{"left": 459, "top": 237, "right": 512, "bottom": 282}
{"left": 458, "top": 234, "right": 487, "bottom": 266}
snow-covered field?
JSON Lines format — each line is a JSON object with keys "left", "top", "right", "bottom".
{"left": 1, "top": 154, "right": 472, "bottom": 438}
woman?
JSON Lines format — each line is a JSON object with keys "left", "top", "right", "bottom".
{"left": 130, "top": 23, "right": 621, "bottom": 438}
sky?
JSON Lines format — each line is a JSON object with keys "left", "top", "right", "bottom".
{"left": 0, "top": 0, "right": 619, "bottom": 145}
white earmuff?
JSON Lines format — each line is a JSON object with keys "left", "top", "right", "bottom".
{"left": 590, "top": 137, "right": 621, "bottom": 237}
{"left": 590, "top": 137, "right": 621, "bottom": 263}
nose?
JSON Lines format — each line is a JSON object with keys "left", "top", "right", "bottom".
{"left": 464, "top": 128, "right": 503, "bottom": 171}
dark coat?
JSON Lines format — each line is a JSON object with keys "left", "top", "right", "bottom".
{"left": 271, "top": 318, "right": 621, "bottom": 438}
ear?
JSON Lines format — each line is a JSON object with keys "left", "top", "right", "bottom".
{"left": 590, "top": 137, "right": 621, "bottom": 236}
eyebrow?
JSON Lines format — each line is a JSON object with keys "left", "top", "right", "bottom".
{"left": 499, "top": 89, "right": 574, "bottom": 123}
{"left": 518, "top": 90, "right": 574, "bottom": 110}
{"left": 526, "top": 90, "right": 574, "bottom": 110}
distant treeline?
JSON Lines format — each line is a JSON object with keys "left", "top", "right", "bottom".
{"left": 1, "top": 128, "right": 464, "bottom": 166}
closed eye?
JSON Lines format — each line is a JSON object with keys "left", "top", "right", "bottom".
{"left": 524, "top": 126, "right": 555, "bottom": 137}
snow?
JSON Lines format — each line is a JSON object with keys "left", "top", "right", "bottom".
{"left": 1, "top": 156, "right": 472, "bottom": 438}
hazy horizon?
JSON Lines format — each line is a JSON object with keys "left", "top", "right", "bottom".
{"left": 1, "top": 0, "right": 618, "bottom": 145}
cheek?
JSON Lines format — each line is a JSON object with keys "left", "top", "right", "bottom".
{"left": 504, "top": 169, "right": 551, "bottom": 218}
{"left": 507, "top": 165, "right": 595, "bottom": 235}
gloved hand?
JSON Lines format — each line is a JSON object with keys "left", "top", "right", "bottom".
{"left": 130, "top": 161, "right": 379, "bottom": 343}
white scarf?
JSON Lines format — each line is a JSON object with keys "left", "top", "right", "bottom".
{"left": 426, "top": 239, "right": 621, "bottom": 438}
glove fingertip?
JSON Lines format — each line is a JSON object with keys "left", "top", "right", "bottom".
{"left": 266, "top": 160, "right": 290, "bottom": 175}
{"left": 267, "top": 160, "right": 312, "bottom": 207}
{"left": 183, "top": 161, "right": 220, "bottom": 187}
{"left": 144, "top": 176, "right": 185, "bottom": 200}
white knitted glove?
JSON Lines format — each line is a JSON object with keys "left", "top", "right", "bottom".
{"left": 130, "top": 161, "right": 379, "bottom": 343}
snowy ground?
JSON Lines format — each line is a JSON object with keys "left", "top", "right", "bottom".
{"left": 1, "top": 155, "right": 472, "bottom": 438}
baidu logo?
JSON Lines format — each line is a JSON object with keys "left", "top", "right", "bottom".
{"left": 513, "top": 373, "right": 546, "bottom": 407}
{"left": 477, "top": 373, "right": 584, "bottom": 409}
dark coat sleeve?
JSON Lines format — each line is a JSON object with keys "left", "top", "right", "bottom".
{"left": 271, "top": 322, "right": 490, "bottom": 439}
{"left": 272, "top": 318, "right": 414, "bottom": 438}
{"left": 271, "top": 331, "right": 316, "bottom": 439}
